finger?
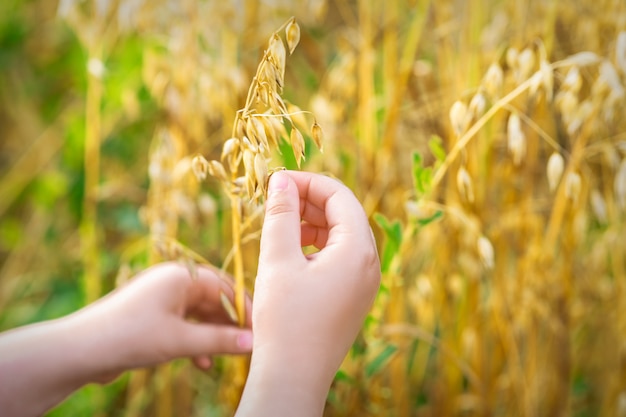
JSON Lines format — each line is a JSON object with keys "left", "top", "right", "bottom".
{"left": 286, "top": 171, "right": 373, "bottom": 246}
{"left": 192, "top": 355, "right": 213, "bottom": 371}
{"left": 183, "top": 266, "right": 252, "bottom": 325}
{"left": 174, "top": 323, "right": 253, "bottom": 357}
{"left": 299, "top": 197, "right": 327, "bottom": 227}
{"left": 301, "top": 222, "right": 329, "bottom": 249}
{"left": 259, "top": 171, "right": 305, "bottom": 264}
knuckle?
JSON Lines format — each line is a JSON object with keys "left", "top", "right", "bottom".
{"left": 265, "top": 197, "right": 294, "bottom": 217}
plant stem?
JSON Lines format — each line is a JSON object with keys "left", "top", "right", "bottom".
{"left": 231, "top": 193, "right": 246, "bottom": 326}
{"left": 81, "top": 48, "right": 103, "bottom": 304}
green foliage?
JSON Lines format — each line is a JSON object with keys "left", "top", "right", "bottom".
{"left": 428, "top": 134, "right": 446, "bottom": 164}
{"left": 365, "top": 344, "right": 398, "bottom": 378}
{"left": 411, "top": 152, "right": 432, "bottom": 198}
{"left": 373, "top": 213, "right": 402, "bottom": 274}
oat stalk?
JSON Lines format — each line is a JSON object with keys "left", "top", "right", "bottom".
{"left": 194, "top": 17, "right": 323, "bottom": 326}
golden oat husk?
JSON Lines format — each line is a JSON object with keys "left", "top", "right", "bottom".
{"left": 311, "top": 120, "right": 324, "bottom": 152}
{"left": 285, "top": 17, "right": 301, "bottom": 55}
{"left": 290, "top": 126, "right": 306, "bottom": 168}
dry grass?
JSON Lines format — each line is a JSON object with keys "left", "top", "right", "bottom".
{"left": 1, "top": 0, "right": 626, "bottom": 416}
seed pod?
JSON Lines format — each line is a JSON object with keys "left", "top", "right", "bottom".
{"left": 221, "top": 137, "right": 239, "bottom": 161}
{"left": 562, "top": 66, "right": 582, "bottom": 94}
{"left": 556, "top": 90, "right": 578, "bottom": 124}
{"left": 468, "top": 92, "right": 486, "bottom": 121}
{"left": 254, "top": 117, "right": 271, "bottom": 151}
{"left": 507, "top": 113, "right": 526, "bottom": 166}
{"left": 484, "top": 63, "right": 503, "bottom": 99}
{"left": 242, "top": 136, "right": 258, "bottom": 153}
{"left": 268, "top": 34, "right": 286, "bottom": 88}
{"left": 270, "top": 114, "right": 289, "bottom": 142}
{"left": 506, "top": 47, "right": 519, "bottom": 70}
{"left": 207, "top": 160, "right": 228, "bottom": 182}
{"left": 260, "top": 115, "right": 280, "bottom": 149}
{"left": 477, "top": 235, "right": 495, "bottom": 269}
{"left": 311, "top": 121, "right": 324, "bottom": 152}
{"left": 231, "top": 176, "right": 246, "bottom": 194}
{"left": 191, "top": 154, "right": 210, "bottom": 181}
{"left": 260, "top": 56, "right": 278, "bottom": 93}
{"left": 285, "top": 18, "right": 301, "bottom": 55}
{"left": 270, "top": 91, "right": 289, "bottom": 116}
{"left": 517, "top": 48, "right": 535, "bottom": 81}
{"left": 547, "top": 152, "right": 565, "bottom": 192}
{"left": 221, "top": 137, "right": 240, "bottom": 173}
{"left": 290, "top": 127, "right": 306, "bottom": 168}
{"left": 599, "top": 60, "right": 624, "bottom": 97}
{"left": 234, "top": 117, "right": 246, "bottom": 140}
{"left": 243, "top": 149, "right": 256, "bottom": 178}
{"left": 449, "top": 100, "right": 468, "bottom": 136}
{"left": 255, "top": 82, "right": 270, "bottom": 105}
{"left": 540, "top": 59, "right": 554, "bottom": 101}
{"left": 456, "top": 166, "right": 475, "bottom": 203}
{"left": 254, "top": 153, "right": 268, "bottom": 195}
{"left": 565, "top": 171, "right": 582, "bottom": 202}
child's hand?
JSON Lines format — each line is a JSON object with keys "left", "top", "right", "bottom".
{"left": 0, "top": 263, "right": 252, "bottom": 417}
{"left": 75, "top": 262, "right": 253, "bottom": 381}
{"left": 237, "top": 171, "right": 381, "bottom": 416}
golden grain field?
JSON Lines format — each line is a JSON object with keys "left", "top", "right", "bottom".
{"left": 1, "top": 1, "right": 626, "bottom": 416}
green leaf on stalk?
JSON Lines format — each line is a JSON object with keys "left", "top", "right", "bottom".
{"left": 373, "top": 213, "right": 402, "bottom": 273}
{"left": 334, "top": 369, "right": 356, "bottom": 385}
{"left": 412, "top": 152, "right": 432, "bottom": 197}
{"left": 428, "top": 134, "right": 446, "bottom": 163}
{"left": 416, "top": 209, "right": 443, "bottom": 226}
{"left": 365, "top": 344, "right": 398, "bottom": 378}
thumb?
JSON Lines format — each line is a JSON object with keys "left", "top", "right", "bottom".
{"left": 259, "top": 171, "right": 303, "bottom": 262}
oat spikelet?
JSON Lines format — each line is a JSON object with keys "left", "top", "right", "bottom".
{"left": 547, "top": 152, "right": 564, "bottom": 192}
{"left": 456, "top": 166, "right": 475, "bottom": 203}
{"left": 477, "top": 235, "right": 495, "bottom": 269}
{"left": 191, "top": 154, "right": 209, "bottom": 181}
{"left": 450, "top": 100, "right": 468, "bottom": 136}
{"left": 507, "top": 112, "right": 526, "bottom": 166}
{"left": 483, "top": 62, "right": 503, "bottom": 99}
{"left": 311, "top": 120, "right": 324, "bottom": 152}
{"left": 285, "top": 17, "right": 301, "bottom": 55}
{"left": 290, "top": 127, "right": 306, "bottom": 168}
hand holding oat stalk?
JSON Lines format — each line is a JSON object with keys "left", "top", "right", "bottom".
{"left": 192, "top": 17, "right": 323, "bottom": 326}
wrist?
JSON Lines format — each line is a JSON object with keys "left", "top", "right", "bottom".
{"left": 62, "top": 305, "right": 126, "bottom": 384}
{"left": 235, "top": 349, "right": 331, "bottom": 417}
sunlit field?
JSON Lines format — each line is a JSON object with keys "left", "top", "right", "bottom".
{"left": 1, "top": 1, "right": 626, "bottom": 416}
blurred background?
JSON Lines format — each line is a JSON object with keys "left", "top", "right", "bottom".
{"left": 1, "top": 0, "right": 626, "bottom": 416}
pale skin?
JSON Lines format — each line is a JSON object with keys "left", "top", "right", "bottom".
{"left": 0, "top": 262, "right": 254, "bottom": 417}
{"left": 0, "top": 171, "right": 381, "bottom": 417}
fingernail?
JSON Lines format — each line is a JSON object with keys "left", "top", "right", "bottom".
{"left": 237, "top": 331, "right": 253, "bottom": 350}
{"left": 268, "top": 171, "right": 289, "bottom": 194}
